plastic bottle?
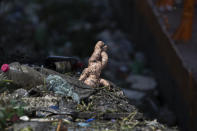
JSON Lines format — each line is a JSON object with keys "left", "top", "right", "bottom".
{"left": 1, "top": 62, "right": 45, "bottom": 89}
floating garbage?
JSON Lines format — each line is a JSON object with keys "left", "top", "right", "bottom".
{"left": 1, "top": 64, "right": 10, "bottom": 72}
{"left": 86, "top": 118, "right": 95, "bottom": 123}
{"left": 0, "top": 42, "right": 178, "bottom": 131}
{"left": 77, "top": 122, "right": 90, "bottom": 127}
{"left": 46, "top": 75, "right": 83, "bottom": 104}
{"left": 111, "top": 119, "right": 116, "bottom": 122}
{"left": 0, "top": 62, "right": 94, "bottom": 100}
{"left": 49, "top": 105, "right": 59, "bottom": 110}
{"left": 44, "top": 56, "right": 83, "bottom": 73}
{"left": 20, "top": 116, "right": 30, "bottom": 121}
{"left": 0, "top": 62, "right": 45, "bottom": 89}
{"left": 0, "top": 0, "right": 180, "bottom": 130}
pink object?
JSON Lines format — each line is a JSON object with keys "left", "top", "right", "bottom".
{"left": 1, "top": 64, "right": 10, "bottom": 72}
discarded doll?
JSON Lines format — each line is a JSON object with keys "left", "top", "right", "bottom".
{"left": 79, "top": 41, "right": 110, "bottom": 88}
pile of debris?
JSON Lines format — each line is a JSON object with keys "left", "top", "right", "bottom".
{"left": 0, "top": 42, "right": 178, "bottom": 131}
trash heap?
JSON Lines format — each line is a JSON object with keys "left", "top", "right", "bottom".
{"left": 0, "top": 42, "right": 178, "bottom": 131}
{"left": 0, "top": 1, "right": 176, "bottom": 122}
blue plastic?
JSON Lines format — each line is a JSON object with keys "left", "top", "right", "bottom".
{"left": 49, "top": 105, "right": 59, "bottom": 110}
{"left": 86, "top": 118, "right": 95, "bottom": 123}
